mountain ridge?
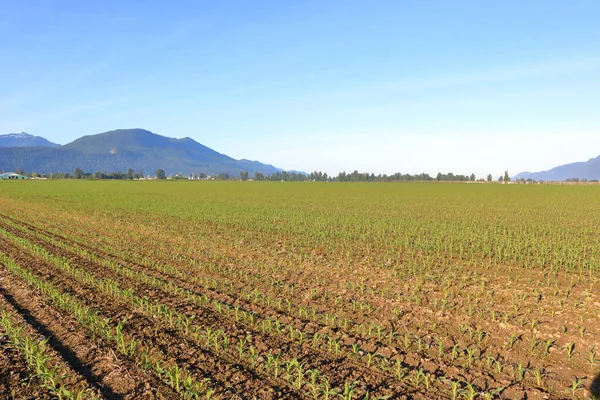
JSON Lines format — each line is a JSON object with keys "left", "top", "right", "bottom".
{"left": 513, "top": 155, "right": 600, "bottom": 181}
{"left": 0, "top": 129, "right": 283, "bottom": 176}
{"left": 0, "top": 132, "right": 60, "bottom": 148}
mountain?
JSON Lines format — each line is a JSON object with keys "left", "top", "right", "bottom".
{"left": 513, "top": 155, "right": 600, "bottom": 181}
{"left": 0, "top": 129, "right": 282, "bottom": 176}
{"left": 0, "top": 132, "right": 60, "bottom": 147}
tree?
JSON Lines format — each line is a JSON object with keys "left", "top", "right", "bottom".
{"left": 504, "top": 170, "right": 510, "bottom": 182}
{"left": 487, "top": 174, "right": 492, "bottom": 182}
{"left": 240, "top": 170, "right": 249, "bottom": 181}
{"left": 126, "top": 168, "right": 135, "bottom": 180}
{"left": 498, "top": 176, "right": 503, "bottom": 182}
{"left": 156, "top": 169, "right": 166, "bottom": 179}
{"left": 73, "top": 168, "right": 84, "bottom": 179}
{"left": 470, "top": 173, "right": 476, "bottom": 181}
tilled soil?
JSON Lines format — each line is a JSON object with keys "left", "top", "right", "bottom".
{"left": 0, "top": 233, "right": 302, "bottom": 399}
{"left": 0, "top": 215, "right": 439, "bottom": 397}
{"left": 0, "top": 332, "right": 54, "bottom": 400}
{"left": 1, "top": 200, "right": 599, "bottom": 400}
{"left": 0, "top": 259, "right": 179, "bottom": 399}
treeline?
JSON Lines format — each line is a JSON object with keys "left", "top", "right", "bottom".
{"left": 334, "top": 171, "right": 475, "bottom": 182}
{"left": 245, "top": 170, "right": 476, "bottom": 182}
{"left": 13, "top": 168, "right": 146, "bottom": 180}
{"left": 266, "top": 171, "right": 479, "bottom": 182}
{"left": 8, "top": 167, "right": 519, "bottom": 183}
{"left": 51, "top": 168, "right": 146, "bottom": 180}
{"left": 259, "top": 170, "right": 517, "bottom": 182}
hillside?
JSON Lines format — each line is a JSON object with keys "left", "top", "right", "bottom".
{"left": 513, "top": 155, "right": 600, "bottom": 181}
{"left": 0, "top": 132, "right": 60, "bottom": 147}
{"left": 0, "top": 129, "right": 282, "bottom": 176}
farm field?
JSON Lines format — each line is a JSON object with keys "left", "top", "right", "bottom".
{"left": 0, "top": 180, "right": 599, "bottom": 399}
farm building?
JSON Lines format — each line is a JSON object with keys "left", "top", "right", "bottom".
{"left": 0, "top": 172, "right": 29, "bottom": 180}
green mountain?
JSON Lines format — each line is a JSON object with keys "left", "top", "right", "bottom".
{"left": 0, "top": 129, "right": 282, "bottom": 176}
{"left": 0, "top": 132, "right": 60, "bottom": 147}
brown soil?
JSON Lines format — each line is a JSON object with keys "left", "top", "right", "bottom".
{"left": 0, "top": 261, "right": 179, "bottom": 399}
{"left": 1, "top": 203, "right": 598, "bottom": 399}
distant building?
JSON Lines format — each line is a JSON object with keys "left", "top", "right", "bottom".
{"left": 0, "top": 172, "right": 29, "bottom": 180}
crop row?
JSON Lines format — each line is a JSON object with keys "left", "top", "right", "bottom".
{"left": 0, "top": 251, "right": 219, "bottom": 399}
{"left": 0, "top": 213, "right": 588, "bottom": 398}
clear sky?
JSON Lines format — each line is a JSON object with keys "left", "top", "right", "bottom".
{"left": 1, "top": 1, "right": 599, "bottom": 178}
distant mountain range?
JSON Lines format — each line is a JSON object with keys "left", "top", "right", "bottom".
{"left": 513, "top": 155, "right": 600, "bottom": 181}
{"left": 0, "top": 129, "right": 282, "bottom": 176}
{"left": 0, "top": 132, "right": 60, "bottom": 148}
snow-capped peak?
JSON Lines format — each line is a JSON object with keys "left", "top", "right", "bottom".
{"left": 7, "top": 132, "right": 32, "bottom": 138}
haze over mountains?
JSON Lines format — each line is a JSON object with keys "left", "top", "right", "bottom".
{"left": 0, "top": 129, "right": 282, "bottom": 176}
{"left": 513, "top": 155, "right": 600, "bottom": 181}
{"left": 2, "top": 129, "right": 600, "bottom": 181}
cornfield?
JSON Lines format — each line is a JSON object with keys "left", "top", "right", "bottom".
{"left": 0, "top": 180, "right": 599, "bottom": 399}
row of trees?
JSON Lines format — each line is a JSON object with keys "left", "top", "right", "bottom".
{"left": 8, "top": 167, "right": 514, "bottom": 183}
{"left": 240, "top": 170, "right": 514, "bottom": 182}
{"left": 73, "top": 168, "right": 147, "bottom": 180}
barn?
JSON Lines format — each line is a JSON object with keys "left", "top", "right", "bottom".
{"left": 0, "top": 172, "right": 29, "bottom": 180}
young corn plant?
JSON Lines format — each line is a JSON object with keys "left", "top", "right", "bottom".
{"left": 565, "top": 342, "right": 576, "bottom": 361}
{"left": 0, "top": 308, "right": 90, "bottom": 400}
{"left": 534, "top": 366, "right": 546, "bottom": 388}
{"left": 569, "top": 377, "right": 585, "bottom": 396}
{"left": 588, "top": 346, "right": 597, "bottom": 366}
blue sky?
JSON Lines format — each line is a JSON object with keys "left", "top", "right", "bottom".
{"left": 1, "top": 1, "right": 599, "bottom": 177}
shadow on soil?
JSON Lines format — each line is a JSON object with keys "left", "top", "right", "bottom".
{"left": 0, "top": 287, "right": 124, "bottom": 399}
{"left": 591, "top": 373, "right": 600, "bottom": 399}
